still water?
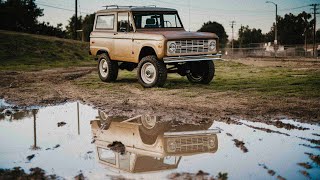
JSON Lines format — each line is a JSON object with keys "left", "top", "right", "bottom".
{"left": 0, "top": 101, "right": 319, "bottom": 179}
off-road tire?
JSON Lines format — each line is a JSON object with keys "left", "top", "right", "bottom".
{"left": 187, "top": 61, "right": 215, "bottom": 84}
{"left": 137, "top": 55, "right": 167, "bottom": 88}
{"left": 98, "top": 111, "right": 112, "bottom": 130}
{"left": 139, "top": 123, "right": 165, "bottom": 145}
{"left": 98, "top": 53, "right": 118, "bottom": 82}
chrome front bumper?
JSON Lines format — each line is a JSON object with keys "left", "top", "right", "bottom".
{"left": 163, "top": 129, "right": 221, "bottom": 137}
{"left": 163, "top": 54, "right": 222, "bottom": 63}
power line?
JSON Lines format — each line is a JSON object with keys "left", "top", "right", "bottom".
{"left": 149, "top": 0, "right": 273, "bottom": 13}
{"left": 37, "top": 3, "right": 74, "bottom": 12}
{"left": 36, "top": 2, "right": 90, "bottom": 14}
{"left": 279, "top": 5, "right": 310, "bottom": 11}
{"left": 150, "top": 0, "right": 313, "bottom": 13}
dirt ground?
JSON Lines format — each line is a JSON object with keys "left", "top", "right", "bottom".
{"left": 231, "top": 57, "right": 320, "bottom": 68}
{"left": 0, "top": 58, "right": 319, "bottom": 124}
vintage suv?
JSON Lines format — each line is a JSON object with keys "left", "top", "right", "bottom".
{"left": 90, "top": 5, "right": 221, "bottom": 88}
{"left": 91, "top": 112, "right": 219, "bottom": 173}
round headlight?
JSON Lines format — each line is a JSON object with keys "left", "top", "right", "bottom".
{"left": 167, "top": 140, "right": 177, "bottom": 152}
{"left": 168, "top": 42, "right": 177, "bottom": 53}
{"left": 208, "top": 138, "right": 216, "bottom": 148}
{"left": 209, "top": 40, "right": 216, "bottom": 51}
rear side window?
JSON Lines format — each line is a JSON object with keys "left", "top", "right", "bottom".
{"left": 96, "top": 15, "right": 114, "bottom": 29}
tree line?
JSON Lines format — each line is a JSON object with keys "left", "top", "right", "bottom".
{"left": 1, "top": 0, "right": 319, "bottom": 47}
{"left": 198, "top": 11, "right": 320, "bottom": 48}
{"left": 0, "top": 0, "right": 93, "bottom": 40}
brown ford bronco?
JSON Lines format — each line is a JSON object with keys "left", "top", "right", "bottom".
{"left": 90, "top": 5, "right": 221, "bottom": 88}
{"left": 91, "top": 112, "right": 219, "bottom": 173}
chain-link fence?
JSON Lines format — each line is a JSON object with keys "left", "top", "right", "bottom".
{"left": 222, "top": 44, "right": 320, "bottom": 58}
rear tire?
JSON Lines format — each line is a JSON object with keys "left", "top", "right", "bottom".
{"left": 98, "top": 53, "right": 118, "bottom": 82}
{"left": 137, "top": 55, "right": 167, "bottom": 88}
{"left": 98, "top": 111, "right": 112, "bottom": 130}
{"left": 187, "top": 61, "right": 215, "bottom": 84}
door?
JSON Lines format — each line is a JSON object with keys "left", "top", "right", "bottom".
{"left": 113, "top": 12, "right": 134, "bottom": 62}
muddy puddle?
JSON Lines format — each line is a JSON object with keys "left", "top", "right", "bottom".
{"left": 0, "top": 100, "right": 319, "bottom": 179}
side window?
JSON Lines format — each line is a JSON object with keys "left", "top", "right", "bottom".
{"left": 118, "top": 12, "right": 133, "bottom": 32}
{"left": 98, "top": 148, "right": 116, "bottom": 165}
{"left": 96, "top": 15, "right": 114, "bottom": 30}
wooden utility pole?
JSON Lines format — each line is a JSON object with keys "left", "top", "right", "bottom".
{"left": 266, "top": 1, "right": 278, "bottom": 57}
{"left": 188, "top": 0, "right": 191, "bottom": 32}
{"left": 77, "top": 102, "right": 80, "bottom": 135}
{"left": 230, "top": 21, "right": 236, "bottom": 57}
{"left": 310, "top": 4, "right": 319, "bottom": 57}
{"left": 74, "top": 0, "right": 78, "bottom": 40}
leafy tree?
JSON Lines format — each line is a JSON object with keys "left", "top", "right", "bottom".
{"left": 82, "top": 14, "right": 95, "bottom": 41}
{"left": 267, "top": 11, "right": 313, "bottom": 45}
{"left": 264, "top": 29, "right": 274, "bottom": 43}
{"left": 198, "top": 21, "right": 228, "bottom": 48}
{"left": 0, "top": 0, "right": 66, "bottom": 38}
{"left": 0, "top": 0, "right": 43, "bottom": 32}
{"left": 66, "top": 15, "right": 83, "bottom": 40}
{"left": 316, "top": 29, "right": 320, "bottom": 43}
{"left": 34, "top": 22, "right": 66, "bottom": 38}
{"left": 237, "top": 25, "right": 264, "bottom": 48}
{"left": 66, "top": 13, "right": 95, "bottom": 41}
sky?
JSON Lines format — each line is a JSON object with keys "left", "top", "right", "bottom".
{"left": 35, "top": 0, "right": 320, "bottom": 39}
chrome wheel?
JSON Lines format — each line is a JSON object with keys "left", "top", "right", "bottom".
{"left": 141, "top": 115, "right": 157, "bottom": 129}
{"left": 98, "top": 111, "right": 108, "bottom": 121}
{"left": 188, "top": 73, "right": 204, "bottom": 82}
{"left": 141, "top": 62, "right": 157, "bottom": 84}
{"left": 99, "top": 59, "right": 109, "bottom": 78}
{"left": 137, "top": 55, "right": 167, "bottom": 88}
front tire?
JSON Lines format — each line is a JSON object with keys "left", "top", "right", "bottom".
{"left": 98, "top": 53, "right": 118, "bottom": 82}
{"left": 187, "top": 61, "right": 215, "bottom": 84}
{"left": 139, "top": 116, "right": 166, "bottom": 145}
{"left": 137, "top": 55, "right": 167, "bottom": 88}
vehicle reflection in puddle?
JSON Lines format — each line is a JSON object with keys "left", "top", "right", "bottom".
{"left": 91, "top": 112, "right": 219, "bottom": 173}
{"left": 0, "top": 101, "right": 319, "bottom": 179}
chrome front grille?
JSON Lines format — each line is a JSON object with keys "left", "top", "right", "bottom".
{"left": 174, "top": 136, "right": 210, "bottom": 152}
{"left": 175, "top": 40, "right": 209, "bottom": 54}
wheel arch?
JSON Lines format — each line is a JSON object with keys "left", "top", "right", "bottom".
{"left": 139, "top": 46, "right": 159, "bottom": 61}
{"left": 96, "top": 49, "right": 111, "bottom": 60}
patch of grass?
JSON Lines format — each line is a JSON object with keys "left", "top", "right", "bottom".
{"left": 164, "top": 61, "right": 320, "bottom": 98}
{"left": 0, "top": 30, "right": 95, "bottom": 71}
{"left": 77, "top": 60, "right": 320, "bottom": 99}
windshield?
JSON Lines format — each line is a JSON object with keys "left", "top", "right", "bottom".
{"left": 133, "top": 12, "right": 183, "bottom": 29}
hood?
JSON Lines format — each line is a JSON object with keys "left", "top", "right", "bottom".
{"left": 140, "top": 30, "right": 219, "bottom": 40}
